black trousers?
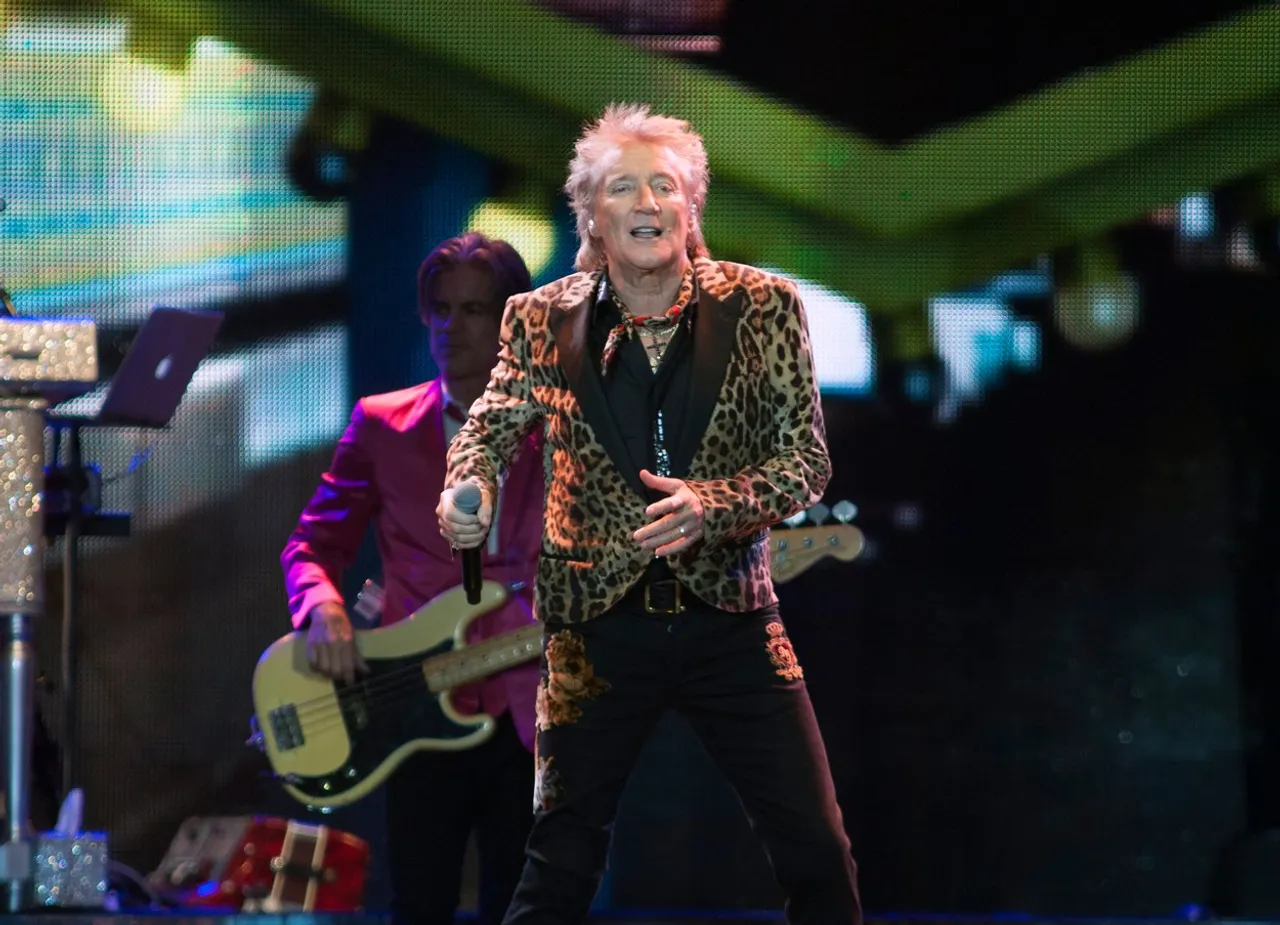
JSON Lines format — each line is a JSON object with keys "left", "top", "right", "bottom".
{"left": 385, "top": 711, "right": 534, "bottom": 925}
{"left": 503, "top": 594, "right": 862, "bottom": 925}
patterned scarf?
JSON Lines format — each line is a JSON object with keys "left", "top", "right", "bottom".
{"left": 599, "top": 267, "right": 696, "bottom": 376}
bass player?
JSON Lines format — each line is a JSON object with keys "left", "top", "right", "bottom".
{"left": 280, "top": 232, "right": 544, "bottom": 925}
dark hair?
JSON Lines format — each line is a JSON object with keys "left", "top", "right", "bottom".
{"left": 416, "top": 231, "right": 533, "bottom": 318}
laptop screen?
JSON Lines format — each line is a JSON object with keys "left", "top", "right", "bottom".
{"left": 51, "top": 306, "right": 224, "bottom": 428}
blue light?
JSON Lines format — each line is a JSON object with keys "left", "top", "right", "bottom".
{"left": 13, "top": 239, "right": 345, "bottom": 320}
{"left": 317, "top": 152, "right": 347, "bottom": 186}
{"left": 1176, "top": 193, "right": 1215, "bottom": 240}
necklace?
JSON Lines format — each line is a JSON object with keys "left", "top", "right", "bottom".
{"left": 636, "top": 326, "right": 677, "bottom": 372}
{"left": 600, "top": 276, "right": 688, "bottom": 376}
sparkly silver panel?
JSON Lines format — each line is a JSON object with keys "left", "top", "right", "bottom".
{"left": 32, "top": 833, "right": 109, "bottom": 908}
{"left": 0, "top": 319, "right": 97, "bottom": 397}
{"left": 0, "top": 398, "right": 46, "bottom": 614}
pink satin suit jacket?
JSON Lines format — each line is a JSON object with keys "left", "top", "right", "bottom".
{"left": 281, "top": 379, "right": 544, "bottom": 751}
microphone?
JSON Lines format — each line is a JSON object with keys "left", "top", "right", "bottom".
{"left": 453, "top": 481, "right": 485, "bottom": 605}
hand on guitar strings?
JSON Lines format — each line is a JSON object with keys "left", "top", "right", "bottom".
{"left": 632, "top": 469, "right": 704, "bottom": 557}
{"left": 306, "top": 602, "right": 369, "bottom": 684}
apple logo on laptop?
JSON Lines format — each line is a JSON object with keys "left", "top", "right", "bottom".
{"left": 155, "top": 355, "right": 173, "bottom": 380}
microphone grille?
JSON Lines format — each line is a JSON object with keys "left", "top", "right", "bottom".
{"left": 453, "top": 481, "right": 483, "bottom": 515}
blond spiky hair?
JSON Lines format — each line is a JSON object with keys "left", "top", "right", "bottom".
{"left": 563, "top": 102, "right": 711, "bottom": 272}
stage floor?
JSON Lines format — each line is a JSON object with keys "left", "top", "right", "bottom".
{"left": 5, "top": 916, "right": 1271, "bottom": 925}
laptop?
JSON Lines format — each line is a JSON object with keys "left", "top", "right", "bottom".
{"left": 49, "top": 306, "right": 224, "bottom": 428}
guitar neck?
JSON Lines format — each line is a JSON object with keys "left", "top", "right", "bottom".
{"left": 422, "top": 623, "right": 543, "bottom": 692}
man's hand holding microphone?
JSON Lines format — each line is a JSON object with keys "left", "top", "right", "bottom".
{"left": 437, "top": 480, "right": 493, "bottom": 604}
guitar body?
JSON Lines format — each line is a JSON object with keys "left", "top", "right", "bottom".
{"left": 252, "top": 581, "right": 511, "bottom": 809}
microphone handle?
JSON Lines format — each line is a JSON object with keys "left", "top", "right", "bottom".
{"left": 461, "top": 547, "right": 483, "bottom": 605}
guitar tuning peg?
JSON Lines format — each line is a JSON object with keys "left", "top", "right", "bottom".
{"left": 808, "top": 502, "right": 830, "bottom": 525}
{"left": 832, "top": 500, "right": 857, "bottom": 523}
{"left": 783, "top": 510, "right": 808, "bottom": 528}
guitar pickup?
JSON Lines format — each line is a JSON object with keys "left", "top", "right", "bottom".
{"left": 269, "top": 705, "right": 305, "bottom": 752}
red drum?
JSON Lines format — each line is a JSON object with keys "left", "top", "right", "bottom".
{"left": 151, "top": 815, "right": 370, "bottom": 912}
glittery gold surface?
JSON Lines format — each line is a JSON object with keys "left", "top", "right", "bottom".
{"left": 32, "top": 832, "right": 109, "bottom": 908}
{"left": 0, "top": 398, "right": 47, "bottom": 614}
{"left": 0, "top": 319, "right": 98, "bottom": 395}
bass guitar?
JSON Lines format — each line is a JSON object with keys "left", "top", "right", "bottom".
{"left": 250, "top": 522, "right": 863, "bottom": 809}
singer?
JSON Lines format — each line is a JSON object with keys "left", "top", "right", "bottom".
{"left": 281, "top": 233, "right": 545, "bottom": 925}
{"left": 437, "top": 105, "right": 862, "bottom": 925}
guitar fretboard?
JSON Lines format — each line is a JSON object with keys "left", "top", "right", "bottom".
{"left": 422, "top": 623, "right": 543, "bottom": 692}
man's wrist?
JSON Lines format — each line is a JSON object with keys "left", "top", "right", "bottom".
{"left": 306, "top": 601, "right": 347, "bottom": 626}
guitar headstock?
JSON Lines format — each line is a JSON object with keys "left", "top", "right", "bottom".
{"left": 770, "top": 501, "right": 865, "bottom": 584}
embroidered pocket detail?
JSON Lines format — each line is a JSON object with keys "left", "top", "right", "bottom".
{"left": 765, "top": 620, "right": 804, "bottom": 681}
{"left": 535, "top": 630, "right": 610, "bottom": 731}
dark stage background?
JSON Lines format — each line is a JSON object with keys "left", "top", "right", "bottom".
{"left": 3, "top": 0, "right": 1279, "bottom": 919}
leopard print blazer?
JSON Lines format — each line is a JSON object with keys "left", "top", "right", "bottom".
{"left": 445, "top": 256, "right": 830, "bottom": 623}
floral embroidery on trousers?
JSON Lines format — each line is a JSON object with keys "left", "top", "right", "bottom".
{"left": 765, "top": 621, "right": 804, "bottom": 681}
{"left": 535, "top": 629, "right": 610, "bottom": 731}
